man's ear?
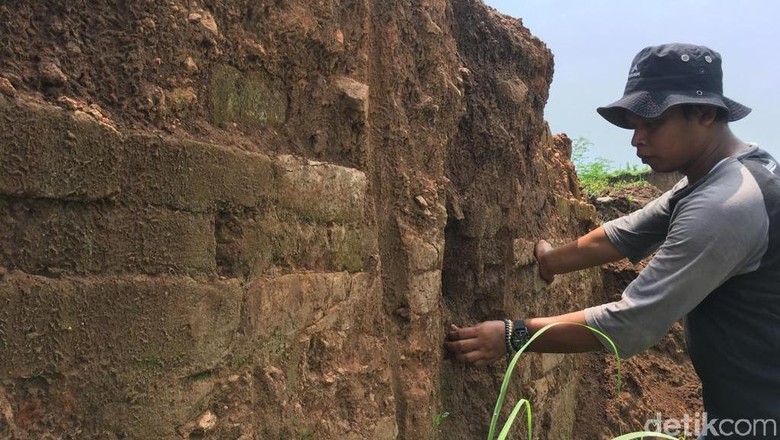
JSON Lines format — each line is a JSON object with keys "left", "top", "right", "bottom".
{"left": 699, "top": 105, "right": 719, "bottom": 126}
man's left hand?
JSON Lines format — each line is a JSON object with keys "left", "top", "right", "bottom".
{"left": 444, "top": 321, "right": 506, "bottom": 367}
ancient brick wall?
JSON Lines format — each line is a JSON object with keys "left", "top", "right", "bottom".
{"left": 0, "top": 1, "right": 602, "bottom": 439}
{"left": 0, "top": 95, "right": 387, "bottom": 438}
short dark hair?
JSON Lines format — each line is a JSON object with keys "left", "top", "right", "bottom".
{"left": 678, "top": 104, "right": 729, "bottom": 123}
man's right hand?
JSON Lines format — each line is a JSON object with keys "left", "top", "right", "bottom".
{"left": 535, "top": 239, "right": 555, "bottom": 284}
{"left": 534, "top": 227, "right": 625, "bottom": 280}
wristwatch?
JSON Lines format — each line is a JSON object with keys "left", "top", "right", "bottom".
{"left": 510, "top": 320, "right": 531, "bottom": 351}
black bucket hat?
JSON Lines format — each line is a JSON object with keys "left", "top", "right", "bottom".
{"left": 597, "top": 43, "right": 751, "bottom": 129}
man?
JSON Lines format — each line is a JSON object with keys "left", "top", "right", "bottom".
{"left": 445, "top": 43, "right": 780, "bottom": 439}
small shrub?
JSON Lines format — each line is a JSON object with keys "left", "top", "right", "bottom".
{"left": 571, "top": 137, "right": 651, "bottom": 197}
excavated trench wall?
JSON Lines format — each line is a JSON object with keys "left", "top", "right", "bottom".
{"left": 0, "top": 1, "right": 601, "bottom": 438}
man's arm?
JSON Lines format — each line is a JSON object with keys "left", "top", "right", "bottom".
{"left": 444, "top": 311, "right": 603, "bottom": 367}
{"left": 444, "top": 228, "right": 625, "bottom": 366}
{"left": 536, "top": 226, "right": 625, "bottom": 283}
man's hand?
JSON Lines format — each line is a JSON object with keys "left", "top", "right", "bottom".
{"left": 444, "top": 321, "right": 505, "bottom": 367}
{"left": 534, "top": 239, "right": 555, "bottom": 284}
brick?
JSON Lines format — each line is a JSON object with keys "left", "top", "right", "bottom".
{"left": 327, "top": 223, "right": 377, "bottom": 273}
{"left": 554, "top": 194, "right": 571, "bottom": 219}
{"left": 512, "top": 238, "right": 536, "bottom": 267}
{"left": 244, "top": 272, "right": 374, "bottom": 340}
{"left": 573, "top": 200, "right": 597, "bottom": 222}
{"left": 0, "top": 96, "right": 123, "bottom": 200}
{"left": 545, "top": 372, "right": 578, "bottom": 439}
{"left": 0, "top": 198, "right": 215, "bottom": 276}
{"left": 0, "top": 272, "right": 241, "bottom": 378}
{"left": 123, "top": 134, "right": 277, "bottom": 212}
{"left": 208, "top": 64, "right": 286, "bottom": 127}
{"left": 71, "top": 276, "right": 242, "bottom": 378}
{"left": 125, "top": 136, "right": 368, "bottom": 219}
{"left": 541, "top": 353, "right": 568, "bottom": 375}
{"left": 215, "top": 206, "right": 377, "bottom": 278}
{"left": 0, "top": 99, "right": 367, "bottom": 224}
{"left": 88, "top": 380, "right": 214, "bottom": 439}
{"left": 408, "top": 270, "right": 441, "bottom": 316}
{"left": 0, "top": 273, "right": 72, "bottom": 376}
{"left": 276, "top": 155, "right": 368, "bottom": 224}
{"left": 398, "top": 221, "right": 441, "bottom": 272}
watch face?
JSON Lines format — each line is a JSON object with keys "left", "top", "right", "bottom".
{"left": 511, "top": 326, "right": 529, "bottom": 351}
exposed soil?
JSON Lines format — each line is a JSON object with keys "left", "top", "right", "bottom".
{"left": 574, "top": 185, "right": 704, "bottom": 439}
{"left": 0, "top": 1, "right": 373, "bottom": 168}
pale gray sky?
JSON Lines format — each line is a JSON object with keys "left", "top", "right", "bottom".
{"left": 482, "top": 0, "right": 780, "bottom": 167}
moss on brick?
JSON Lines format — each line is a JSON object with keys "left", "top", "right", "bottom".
{"left": 208, "top": 64, "right": 286, "bottom": 127}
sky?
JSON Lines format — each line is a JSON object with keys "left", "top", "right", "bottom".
{"left": 481, "top": 0, "right": 780, "bottom": 167}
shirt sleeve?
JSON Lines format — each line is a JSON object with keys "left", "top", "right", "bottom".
{"left": 585, "top": 169, "right": 768, "bottom": 359}
{"left": 602, "top": 190, "right": 673, "bottom": 264}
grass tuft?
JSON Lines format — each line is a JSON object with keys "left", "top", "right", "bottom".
{"left": 571, "top": 137, "right": 651, "bottom": 197}
{"left": 489, "top": 322, "right": 681, "bottom": 440}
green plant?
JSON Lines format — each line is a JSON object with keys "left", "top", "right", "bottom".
{"left": 488, "top": 322, "right": 681, "bottom": 440}
{"left": 426, "top": 410, "right": 451, "bottom": 440}
{"left": 434, "top": 411, "right": 450, "bottom": 428}
{"left": 571, "top": 137, "right": 651, "bottom": 197}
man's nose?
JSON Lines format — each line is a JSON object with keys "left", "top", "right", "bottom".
{"left": 631, "top": 129, "right": 645, "bottom": 148}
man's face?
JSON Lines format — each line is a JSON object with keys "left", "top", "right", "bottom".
{"left": 624, "top": 106, "right": 705, "bottom": 174}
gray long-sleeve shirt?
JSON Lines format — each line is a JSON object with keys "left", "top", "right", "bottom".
{"left": 584, "top": 145, "right": 780, "bottom": 437}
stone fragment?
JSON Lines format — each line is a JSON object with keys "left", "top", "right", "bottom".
{"left": 244, "top": 39, "right": 266, "bottom": 58}
{"left": 177, "top": 409, "right": 218, "bottom": 437}
{"left": 0, "top": 77, "right": 15, "bottom": 97}
{"left": 414, "top": 195, "right": 428, "bottom": 209}
{"left": 39, "top": 60, "right": 68, "bottom": 86}
{"left": 183, "top": 56, "right": 199, "bottom": 72}
{"left": 166, "top": 87, "right": 198, "bottom": 112}
{"left": 197, "top": 410, "right": 217, "bottom": 431}
{"left": 199, "top": 11, "right": 219, "bottom": 36}
{"left": 0, "top": 389, "right": 16, "bottom": 435}
{"left": 422, "top": 10, "right": 442, "bottom": 34}
{"left": 334, "top": 76, "right": 369, "bottom": 117}
{"left": 497, "top": 77, "right": 529, "bottom": 107}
